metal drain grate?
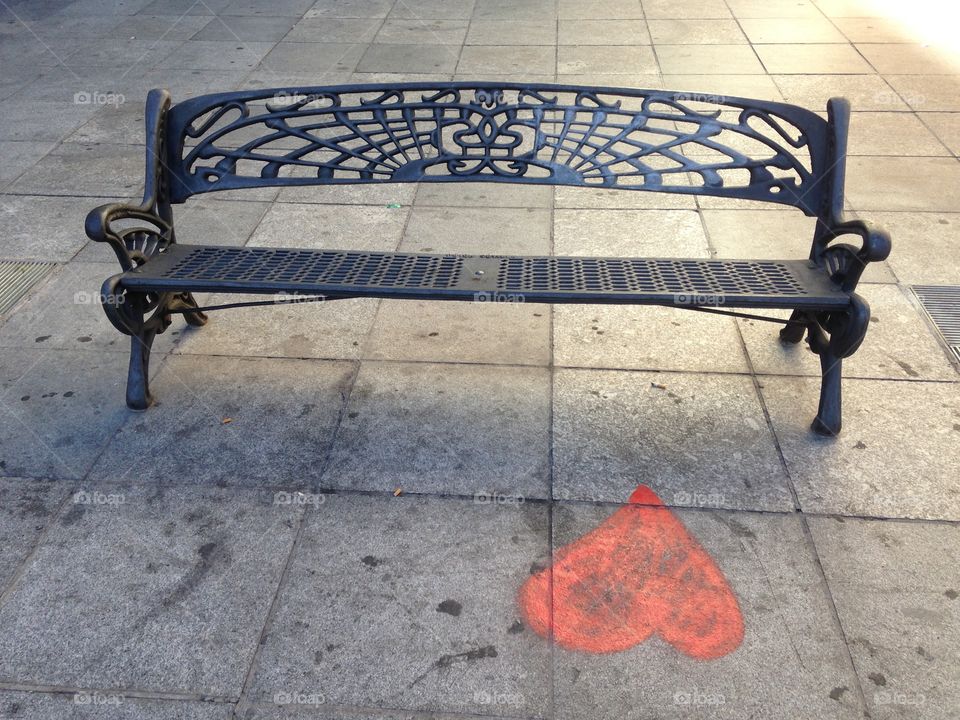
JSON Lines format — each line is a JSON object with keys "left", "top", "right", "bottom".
{"left": 913, "top": 285, "right": 960, "bottom": 364}
{"left": 0, "top": 261, "right": 56, "bottom": 316}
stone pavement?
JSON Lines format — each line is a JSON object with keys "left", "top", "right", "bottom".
{"left": 1, "top": 0, "right": 959, "bottom": 718}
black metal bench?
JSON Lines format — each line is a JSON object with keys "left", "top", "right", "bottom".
{"left": 85, "top": 83, "right": 890, "bottom": 436}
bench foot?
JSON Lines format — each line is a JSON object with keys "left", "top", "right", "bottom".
{"left": 173, "top": 292, "right": 208, "bottom": 327}
{"left": 779, "top": 310, "right": 807, "bottom": 344}
{"left": 126, "top": 325, "right": 158, "bottom": 411}
{"left": 811, "top": 349, "right": 842, "bottom": 436}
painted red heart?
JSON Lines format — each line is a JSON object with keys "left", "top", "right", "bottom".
{"left": 519, "top": 485, "right": 743, "bottom": 659}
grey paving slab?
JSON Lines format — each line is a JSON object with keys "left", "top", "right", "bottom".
{"left": 558, "top": 0, "right": 645, "bottom": 19}
{"left": 739, "top": 283, "right": 958, "bottom": 381}
{"left": 884, "top": 75, "right": 960, "bottom": 111}
{"left": 0, "top": 691, "right": 233, "bottom": 719}
{"left": 558, "top": 19, "right": 650, "bottom": 45}
{"left": 845, "top": 156, "right": 960, "bottom": 212}
{"left": 241, "top": 69, "right": 353, "bottom": 90}
{"left": 465, "top": 20, "right": 557, "bottom": 46}
{"left": 549, "top": 504, "right": 864, "bottom": 720}
{"left": 365, "top": 299, "right": 551, "bottom": 366}
{"left": 555, "top": 185, "right": 697, "bottom": 209}
{"left": 248, "top": 493, "right": 551, "bottom": 716}
{"left": 60, "top": 37, "right": 183, "bottom": 69}
{"left": 139, "top": 0, "right": 231, "bottom": 14}
{"left": 0, "top": 194, "right": 128, "bottom": 262}
{"left": 0, "top": 141, "right": 56, "bottom": 186}
{"left": 727, "top": 0, "right": 822, "bottom": 18}
{"left": 0, "top": 485, "right": 298, "bottom": 696}
{"left": 7, "top": 143, "right": 142, "bottom": 198}
{"left": 0, "top": 261, "right": 177, "bottom": 355}
{"left": 0, "top": 35, "right": 64, "bottom": 68}
{"left": 760, "top": 376, "right": 960, "bottom": 520}
{"left": 399, "top": 206, "right": 551, "bottom": 255}
{"left": 863, "top": 211, "right": 960, "bottom": 285}
{"left": 284, "top": 17, "right": 382, "bottom": 43}
{"left": 17, "top": 14, "right": 125, "bottom": 41}
{"left": 475, "top": 0, "right": 557, "bottom": 21}
{"left": 135, "top": 68, "right": 256, "bottom": 100}
{"left": 192, "top": 15, "right": 298, "bottom": 41}
{"left": 275, "top": 184, "right": 416, "bottom": 206}
{"left": 57, "top": 0, "right": 155, "bottom": 16}
{"left": 0, "top": 70, "right": 40, "bottom": 102}
{"left": 413, "top": 182, "right": 554, "bottom": 209}
{"left": 389, "top": 0, "right": 475, "bottom": 20}
{"left": 322, "top": 360, "right": 551, "bottom": 497}
{"left": 90, "top": 355, "right": 353, "bottom": 486}
{"left": 221, "top": 0, "right": 315, "bottom": 16}
{"left": 6, "top": 64, "right": 151, "bottom": 105}
{"left": 374, "top": 19, "right": 469, "bottom": 45}
{"left": 357, "top": 44, "right": 459, "bottom": 74}
{"left": 458, "top": 45, "right": 555, "bottom": 76}
{"left": 303, "top": 0, "right": 395, "bottom": 19}
{"left": 831, "top": 17, "right": 919, "bottom": 44}
{"left": 163, "top": 40, "right": 276, "bottom": 71}
{"left": 647, "top": 18, "right": 748, "bottom": 45}
{"left": 847, "top": 112, "right": 951, "bottom": 156}
{"left": 557, "top": 45, "right": 657, "bottom": 76}
{"left": 260, "top": 41, "right": 367, "bottom": 75}
{"left": 554, "top": 304, "right": 750, "bottom": 374}
{"left": 701, "top": 207, "right": 815, "bottom": 256}
{"left": 656, "top": 45, "right": 765, "bottom": 75}
{"left": 0, "top": 348, "right": 133, "bottom": 481}
{"left": 772, "top": 74, "right": 908, "bottom": 111}
{"left": 920, "top": 112, "right": 960, "bottom": 156}
{"left": 350, "top": 72, "right": 453, "bottom": 84}
{"left": 755, "top": 43, "right": 874, "bottom": 74}
{"left": 553, "top": 368, "right": 795, "bottom": 510}
{"left": 809, "top": 517, "right": 960, "bottom": 720}
{"left": 739, "top": 17, "right": 847, "bottom": 43}
{"left": 0, "top": 477, "right": 68, "bottom": 592}
{"left": 0, "top": 100, "right": 99, "bottom": 142}
{"left": 248, "top": 202, "right": 409, "bottom": 252}
{"left": 172, "top": 296, "right": 379, "bottom": 361}
{"left": 554, "top": 209, "right": 710, "bottom": 258}
{"left": 65, "top": 102, "right": 150, "bottom": 146}
{"left": 109, "top": 13, "right": 214, "bottom": 40}
{"left": 857, "top": 43, "right": 959, "bottom": 76}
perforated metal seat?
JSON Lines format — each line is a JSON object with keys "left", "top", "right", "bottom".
{"left": 120, "top": 244, "right": 849, "bottom": 310}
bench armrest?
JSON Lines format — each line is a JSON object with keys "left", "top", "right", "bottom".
{"left": 84, "top": 201, "right": 174, "bottom": 271}
{"left": 816, "top": 216, "right": 891, "bottom": 292}
{"left": 84, "top": 89, "right": 175, "bottom": 271}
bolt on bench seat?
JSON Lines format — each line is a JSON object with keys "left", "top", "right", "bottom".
{"left": 85, "top": 83, "right": 891, "bottom": 436}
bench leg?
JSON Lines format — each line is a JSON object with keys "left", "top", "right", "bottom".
{"left": 812, "top": 348, "right": 842, "bottom": 436}
{"left": 126, "top": 324, "right": 158, "bottom": 410}
{"left": 778, "top": 309, "right": 807, "bottom": 344}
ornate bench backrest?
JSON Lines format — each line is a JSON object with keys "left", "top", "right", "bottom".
{"left": 161, "top": 83, "right": 837, "bottom": 217}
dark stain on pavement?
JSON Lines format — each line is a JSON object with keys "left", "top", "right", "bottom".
{"left": 410, "top": 645, "right": 498, "bottom": 687}
{"left": 829, "top": 686, "right": 848, "bottom": 701}
{"left": 868, "top": 672, "right": 887, "bottom": 686}
{"left": 437, "top": 599, "right": 462, "bottom": 616}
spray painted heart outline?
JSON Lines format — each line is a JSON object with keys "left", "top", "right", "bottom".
{"left": 519, "top": 485, "right": 744, "bottom": 659}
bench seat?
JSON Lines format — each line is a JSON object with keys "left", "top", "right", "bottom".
{"left": 118, "top": 244, "right": 849, "bottom": 310}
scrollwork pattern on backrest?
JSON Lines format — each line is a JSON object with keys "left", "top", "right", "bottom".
{"left": 164, "top": 83, "right": 831, "bottom": 215}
